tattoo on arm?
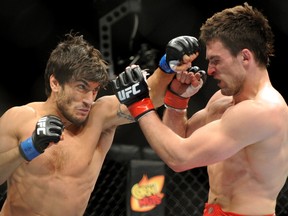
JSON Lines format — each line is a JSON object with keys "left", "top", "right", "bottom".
{"left": 117, "top": 104, "right": 135, "bottom": 122}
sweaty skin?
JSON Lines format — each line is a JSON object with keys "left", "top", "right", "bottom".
{"left": 135, "top": 40, "right": 288, "bottom": 215}
{"left": 0, "top": 67, "right": 178, "bottom": 216}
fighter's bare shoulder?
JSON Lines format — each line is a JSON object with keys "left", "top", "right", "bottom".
{"left": 0, "top": 102, "right": 41, "bottom": 123}
{"left": 0, "top": 103, "right": 43, "bottom": 145}
{"left": 90, "top": 95, "right": 134, "bottom": 129}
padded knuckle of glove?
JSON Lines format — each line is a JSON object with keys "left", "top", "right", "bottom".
{"left": 112, "top": 66, "right": 149, "bottom": 105}
{"left": 111, "top": 66, "right": 154, "bottom": 120}
{"left": 131, "top": 67, "right": 144, "bottom": 82}
{"left": 19, "top": 115, "right": 64, "bottom": 161}
{"left": 166, "top": 36, "right": 200, "bottom": 62}
{"left": 160, "top": 36, "right": 200, "bottom": 74}
{"left": 34, "top": 115, "right": 63, "bottom": 150}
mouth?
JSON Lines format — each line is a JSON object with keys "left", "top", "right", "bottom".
{"left": 77, "top": 108, "right": 90, "bottom": 116}
{"left": 215, "top": 78, "right": 223, "bottom": 88}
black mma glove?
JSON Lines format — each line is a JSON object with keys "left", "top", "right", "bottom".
{"left": 164, "top": 66, "right": 207, "bottom": 110}
{"left": 19, "top": 115, "right": 64, "bottom": 161}
{"left": 159, "top": 36, "right": 200, "bottom": 73}
{"left": 111, "top": 65, "right": 154, "bottom": 121}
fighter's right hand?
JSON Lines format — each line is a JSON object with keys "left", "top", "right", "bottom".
{"left": 164, "top": 66, "right": 207, "bottom": 110}
{"left": 19, "top": 115, "right": 64, "bottom": 161}
{"left": 159, "top": 36, "right": 200, "bottom": 73}
{"left": 111, "top": 65, "right": 155, "bottom": 121}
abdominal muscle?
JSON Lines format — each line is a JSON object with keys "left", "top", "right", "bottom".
{"left": 207, "top": 153, "right": 278, "bottom": 214}
{"left": 1, "top": 143, "right": 105, "bottom": 216}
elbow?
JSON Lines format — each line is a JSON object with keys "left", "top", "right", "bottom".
{"left": 164, "top": 151, "right": 200, "bottom": 172}
{"left": 168, "top": 164, "right": 189, "bottom": 173}
{"left": 169, "top": 166, "right": 185, "bottom": 173}
{"left": 165, "top": 158, "right": 191, "bottom": 173}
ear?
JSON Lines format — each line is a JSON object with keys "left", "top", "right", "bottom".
{"left": 241, "top": 49, "right": 251, "bottom": 62}
{"left": 50, "top": 74, "right": 60, "bottom": 92}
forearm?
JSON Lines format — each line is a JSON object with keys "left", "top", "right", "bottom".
{"left": 147, "top": 68, "right": 174, "bottom": 108}
{"left": 0, "top": 146, "right": 24, "bottom": 184}
{"left": 162, "top": 108, "right": 188, "bottom": 138}
{"left": 147, "top": 35, "right": 201, "bottom": 108}
{"left": 138, "top": 111, "right": 187, "bottom": 171}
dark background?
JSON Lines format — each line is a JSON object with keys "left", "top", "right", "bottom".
{"left": 0, "top": 0, "right": 287, "bottom": 145}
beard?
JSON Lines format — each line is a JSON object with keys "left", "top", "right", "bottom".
{"left": 56, "top": 96, "right": 88, "bottom": 126}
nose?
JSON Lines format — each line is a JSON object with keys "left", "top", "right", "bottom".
{"left": 207, "top": 65, "right": 215, "bottom": 76}
{"left": 83, "top": 91, "right": 97, "bottom": 105}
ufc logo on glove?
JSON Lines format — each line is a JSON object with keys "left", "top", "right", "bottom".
{"left": 117, "top": 83, "right": 141, "bottom": 100}
{"left": 36, "top": 117, "right": 48, "bottom": 135}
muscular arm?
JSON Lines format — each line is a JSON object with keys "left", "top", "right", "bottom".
{"left": 148, "top": 62, "right": 197, "bottom": 108}
{"left": 162, "top": 90, "right": 223, "bottom": 138}
{"left": 97, "top": 68, "right": 175, "bottom": 128}
{"left": 109, "top": 58, "right": 197, "bottom": 126}
{"left": 162, "top": 108, "right": 207, "bottom": 138}
{"left": 0, "top": 107, "right": 29, "bottom": 184}
{"left": 137, "top": 99, "right": 280, "bottom": 172}
{"left": 110, "top": 35, "right": 200, "bottom": 125}
{"left": 147, "top": 68, "right": 175, "bottom": 108}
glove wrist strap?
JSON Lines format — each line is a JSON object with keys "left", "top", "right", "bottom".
{"left": 164, "top": 104, "right": 187, "bottom": 113}
{"left": 128, "top": 98, "right": 155, "bottom": 121}
{"left": 164, "top": 89, "right": 190, "bottom": 110}
{"left": 19, "top": 137, "right": 41, "bottom": 161}
{"left": 159, "top": 54, "right": 175, "bottom": 74}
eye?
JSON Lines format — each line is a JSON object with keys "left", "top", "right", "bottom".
{"left": 76, "top": 84, "right": 88, "bottom": 92}
{"left": 209, "top": 59, "right": 219, "bottom": 67}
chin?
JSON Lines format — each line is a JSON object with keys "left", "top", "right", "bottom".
{"left": 69, "top": 115, "right": 87, "bottom": 126}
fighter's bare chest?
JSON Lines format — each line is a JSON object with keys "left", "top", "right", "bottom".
{"left": 24, "top": 135, "right": 99, "bottom": 175}
{"left": 206, "top": 97, "right": 234, "bottom": 122}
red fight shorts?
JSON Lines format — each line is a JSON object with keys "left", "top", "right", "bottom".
{"left": 203, "top": 203, "right": 276, "bottom": 216}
